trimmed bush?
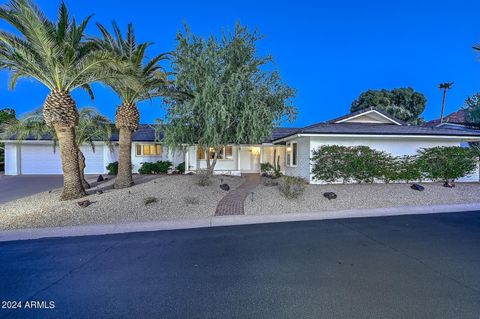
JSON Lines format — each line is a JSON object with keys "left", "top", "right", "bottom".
{"left": 106, "top": 161, "right": 118, "bottom": 175}
{"left": 395, "top": 155, "right": 422, "bottom": 183}
{"left": 277, "top": 176, "right": 307, "bottom": 199}
{"left": 311, "top": 145, "right": 393, "bottom": 183}
{"left": 196, "top": 169, "right": 212, "bottom": 186}
{"left": 417, "top": 146, "right": 478, "bottom": 184}
{"left": 176, "top": 162, "right": 186, "bottom": 174}
{"left": 138, "top": 161, "right": 172, "bottom": 174}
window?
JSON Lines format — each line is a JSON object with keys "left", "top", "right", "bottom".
{"left": 286, "top": 142, "right": 298, "bottom": 167}
{"left": 197, "top": 146, "right": 234, "bottom": 160}
{"left": 225, "top": 146, "right": 233, "bottom": 159}
{"left": 197, "top": 147, "right": 206, "bottom": 160}
{"left": 135, "top": 144, "right": 161, "bottom": 156}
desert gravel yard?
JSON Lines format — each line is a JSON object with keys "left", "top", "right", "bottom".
{"left": 0, "top": 175, "right": 243, "bottom": 230}
{"left": 245, "top": 182, "right": 480, "bottom": 215}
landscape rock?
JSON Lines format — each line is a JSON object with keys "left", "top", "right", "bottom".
{"left": 77, "top": 200, "right": 92, "bottom": 208}
{"left": 443, "top": 181, "right": 455, "bottom": 188}
{"left": 97, "top": 175, "right": 104, "bottom": 182}
{"left": 323, "top": 192, "right": 337, "bottom": 200}
{"left": 220, "top": 184, "right": 230, "bottom": 191}
{"left": 410, "top": 183, "right": 425, "bottom": 191}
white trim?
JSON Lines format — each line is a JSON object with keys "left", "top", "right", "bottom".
{"left": 335, "top": 110, "right": 403, "bottom": 125}
{"left": 273, "top": 133, "right": 480, "bottom": 144}
{"left": 286, "top": 141, "right": 298, "bottom": 167}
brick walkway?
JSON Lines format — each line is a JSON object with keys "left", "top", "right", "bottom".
{"left": 215, "top": 173, "right": 261, "bottom": 216}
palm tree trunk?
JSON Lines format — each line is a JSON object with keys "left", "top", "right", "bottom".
{"left": 114, "top": 103, "right": 139, "bottom": 189}
{"left": 115, "top": 128, "right": 134, "bottom": 188}
{"left": 440, "top": 89, "right": 447, "bottom": 123}
{"left": 78, "top": 150, "right": 90, "bottom": 189}
{"left": 43, "top": 90, "right": 86, "bottom": 200}
{"left": 53, "top": 123, "right": 87, "bottom": 200}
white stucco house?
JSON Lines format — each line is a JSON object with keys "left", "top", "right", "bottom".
{"left": 184, "top": 108, "right": 480, "bottom": 183}
{"left": 2, "top": 125, "right": 184, "bottom": 175}
{"left": 3, "top": 108, "right": 480, "bottom": 182}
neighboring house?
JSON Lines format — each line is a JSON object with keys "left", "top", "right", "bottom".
{"left": 2, "top": 125, "right": 183, "bottom": 175}
{"left": 4, "top": 108, "right": 480, "bottom": 182}
{"left": 426, "top": 108, "right": 480, "bottom": 131}
{"left": 184, "top": 108, "right": 480, "bottom": 182}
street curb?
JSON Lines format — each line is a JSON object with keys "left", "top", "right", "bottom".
{"left": 1, "top": 202, "right": 480, "bottom": 242}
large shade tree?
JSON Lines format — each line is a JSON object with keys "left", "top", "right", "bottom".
{"left": 2, "top": 107, "right": 113, "bottom": 188}
{"left": 0, "top": 0, "right": 120, "bottom": 199}
{"left": 163, "top": 23, "right": 296, "bottom": 173}
{"left": 91, "top": 22, "right": 169, "bottom": 188}
{"left": 351, "top": 87, "right": 426, "bottom": 124}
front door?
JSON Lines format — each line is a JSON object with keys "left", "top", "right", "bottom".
{"left": 239, "top": 147, "right": 261, "bottom": 172}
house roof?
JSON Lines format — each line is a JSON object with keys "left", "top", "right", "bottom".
{"left": 426, "top": 109, "right": 467, "bottom": 126}
{"left": 326, "top": 107, "right": 406, "bottom": 125}
{"left": 5, "top": 124, "right": 163, "bottom": 142}
{"left": 270, "top": 108, "right": 480, "bottom": 142}
{"left": 5, "top": 108, "right": 480, "bottom": 145}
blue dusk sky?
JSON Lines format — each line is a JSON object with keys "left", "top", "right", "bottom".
{"left": 0, "top": 0, "right": 479, "bottom": 127}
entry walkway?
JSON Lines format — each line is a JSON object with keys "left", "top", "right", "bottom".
{"left": 215, "top": 173, "right": 260, "bottom": 216}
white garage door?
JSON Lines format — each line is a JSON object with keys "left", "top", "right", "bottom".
{"left": 20, "top": 144, "right": 105, "bottom": 175}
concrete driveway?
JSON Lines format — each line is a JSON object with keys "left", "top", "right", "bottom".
{"left": 0, "top": 175, "right": 65, "bottom": 204}
{"left": 0, "top": 212, "right": 479, "bottom": 318}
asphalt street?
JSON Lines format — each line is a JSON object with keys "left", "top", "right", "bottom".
{"left": 1, "top": 211, "right": 479, "bottom": 318}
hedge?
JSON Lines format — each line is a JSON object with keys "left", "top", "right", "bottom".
{"left": 311, "top": 145, "right": 477, "bottom": 184}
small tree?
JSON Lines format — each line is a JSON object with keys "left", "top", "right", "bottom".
{"left": 417, "top": 146, "right": 477, "bottom": 186}
{"left": 164, "top": 23, "right": 296, "bottom": 174}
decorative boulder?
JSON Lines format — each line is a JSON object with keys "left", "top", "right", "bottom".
{"left": 410, "top": 183, "right": 425, "bottom": 191}
{"left": 220, "top": 184, "right": 230, "bottom": 191}
{"left": 323, "top": 192, "right": 337, "bottom": 200}
{"left": 97, "top": 175, "right": 104, "bottom": 182}
{"left": 77, "top": 200, "right": 92, "bottom": 208}
{"left": 443, "top": 181, "right": 455, "bottom": 188}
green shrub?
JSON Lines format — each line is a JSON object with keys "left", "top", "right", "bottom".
{"left": 277, "top": 176, "right": 307, "bottom": 199}
{"left": 395, "top": 155, "right": 422, "bottom": 183}
{"left": 196, "top": 169, "right": 212, "bottom": 186}
{"left": 138, "top": 161, "right": 172, "bottom": 174}
{"left": 261, "top": 162, "right": 274, "bottom": 174}
{"left": 417, "top": 146, "right": 477, "bottom": 183}
{"left": 106, "top": 161, "right": 118, "bottom": 175}
{"left": 262, "top": 176, "right": 279, "bottom": 187}
{"left": 311, "top": 145, "right": 392, "bottom": 183}
{"left": 176, "top": 162, "right": 185, "bottom": 174}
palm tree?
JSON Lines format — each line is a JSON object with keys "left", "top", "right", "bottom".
{"left": 92, "top": 22, "right": 169, "bottom": 188}
{"left": 0, "top": 0, "right": 120, "bottom": 199}
{"left": 439, "top": 82, "right": 454, "bottom": 123}
{"left": 2, "top": 107, "right": 113, "bottom": 188}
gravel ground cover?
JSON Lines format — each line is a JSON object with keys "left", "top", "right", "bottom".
{"left": 0, "top": 174, "right": 243, "bottom": 230}
{"left": 245, "top": 182, "right": 480, "bottom": 215}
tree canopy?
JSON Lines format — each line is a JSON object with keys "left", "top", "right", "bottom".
{"left": 163, "top": 23, "right": 296, "bottom": 169}
{"left": 350, "top": 87, "right": 426, "bottom": 124}
{"left": 464, "top": 92, "right": 480, "bottom": 124}
{"left": 0, "top": 108, "right": 15, "bottom": 128}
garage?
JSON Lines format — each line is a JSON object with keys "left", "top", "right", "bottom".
{"left": 19, "top": 143, "right": 105, "bottom": 175}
